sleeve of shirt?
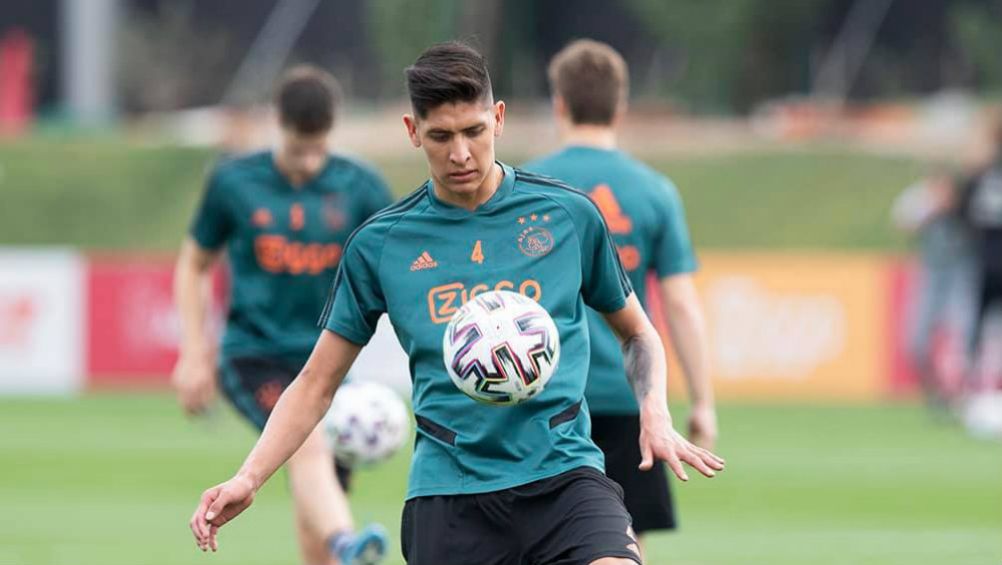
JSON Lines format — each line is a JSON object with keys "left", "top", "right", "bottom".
{"left": 575, "top": 196, "right": 634, "bottom": 313}
{"left": 652, "top": 179, "right": 698, "bottom": 277}
{"left": 189, "top": 169, "right": 233, "bottom": 250}
{"left": 319, "top": 227, "right": 386, "bottom": 345}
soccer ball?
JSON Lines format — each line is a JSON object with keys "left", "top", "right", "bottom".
{"left": 323, "top": 381, "right": 410, "bottom": 468}
{"left": 962, "top": 392, "right": 1002, "bottom": 440}
{"left": 442, "top": 290, "right": 560, "bottom": 405}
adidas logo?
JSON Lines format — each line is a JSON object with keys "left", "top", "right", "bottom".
{"left": 410, "top": 251, "right": 438, "bottom": 271}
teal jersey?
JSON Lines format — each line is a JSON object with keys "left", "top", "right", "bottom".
{"left": 321, "top": 162, "right": 632, "bottom": 498}
{"left": 189, "top": 151, "right": 392, "bottom": 358}
{"left": 524, "top": 146, "right": 697, "bottom": 414}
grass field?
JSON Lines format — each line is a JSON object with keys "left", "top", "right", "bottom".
{"left": 0, "top": 138, "right": 921, "bottom": 251}
{"left": 0, "top": 394, "right": 999, "bottom": 565}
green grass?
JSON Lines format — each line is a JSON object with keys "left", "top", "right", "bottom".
{"left": 0, "top": 394, "right": 999, "bottom": 565}
{"left": 0, "top": 138, "right": 920, "bottom": 251}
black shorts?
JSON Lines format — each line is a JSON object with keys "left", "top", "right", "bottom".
{"left": 219, "top": 354, "right": 353, "bottom": 491}
{"left": 591, "top": 414, "right": 677, "bottom": 534}
{"left": 401, "top": 467, "right": 641, "bottom": 565}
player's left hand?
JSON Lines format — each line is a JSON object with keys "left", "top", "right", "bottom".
{"left": 638, "top": 402, "right": 724, "bottom": 481}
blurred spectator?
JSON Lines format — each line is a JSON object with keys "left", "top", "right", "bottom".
{"left": 892, "top": 170, "right": 973, "bottom": 408}
{"left": 958, "top": 119, "right": 1002, "bottom": 393}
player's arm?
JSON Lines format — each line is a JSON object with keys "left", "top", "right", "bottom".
{"left": 658, "top": 273, "right": 716, "bottom": 450}
{"left": 601, "top": 295, "right": 723, "bottom": 481}
{"left": 190, "top": 329, "right": 361, "bottom": 552}
{"left": 174, "top": 166, "right": 234, "bottom": 416}
{"left": 172, "top": 237, "right": 223, "bottom": 416}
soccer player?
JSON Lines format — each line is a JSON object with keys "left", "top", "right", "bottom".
{"left": 891, "top": 172, "right": 972, "bottom": 407}
{"left": 172, "top": 65, "right": 392, "bottom": 565}
{"left": 188, "top": 42, "right": 724, "bottom": 565}
{"left": 523, "top": 40, "right": 717, "bottom": 551}
{"left": 958, "top": 119, "right": 1002, "bottom": 391}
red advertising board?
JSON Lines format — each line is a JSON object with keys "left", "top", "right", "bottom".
{"left": 887, "top": 259, "right": 919, "bottom": 396}
{"left": 86, "top": 255, "right": 226, "bottom": 387}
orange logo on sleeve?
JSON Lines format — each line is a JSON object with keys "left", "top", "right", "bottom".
{"left": 617, "top": 245, "right": 641, "bottom": 271}
{"left": 589, "top": 184, "right": 633, "bottom": 234}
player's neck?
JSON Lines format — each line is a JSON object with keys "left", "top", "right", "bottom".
{"left": 272, "top": 151, "right": 326, "bottom": 189}
{"left": 560, "top": 125, "right": 618, "bottom": 150}
{"left": 433, "top": 162, "right": 504, "bottom": 211}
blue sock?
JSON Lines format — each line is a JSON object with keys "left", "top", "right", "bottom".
{"left": 327, "top": 531, "right": 355, "bottom": 557}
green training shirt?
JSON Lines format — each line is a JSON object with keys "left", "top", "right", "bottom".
{"left": 524, "top": 146, "right": 696, "bottom": 414}
{"left": 321, "top": 162, "right": 633, "bottom": 498}
{"left": 189, "top": 151, "right": 392, "bottom": 359}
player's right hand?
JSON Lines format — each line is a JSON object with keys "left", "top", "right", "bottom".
{"left": 171, "top": 351, "right": 217, "bottom": 416}
{"left": 190, "top": 474, "right": 257, "bottom": 552}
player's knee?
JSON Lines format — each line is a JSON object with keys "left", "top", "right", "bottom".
{"left": 589, "top": 558, "right": 639, "bottom": 565}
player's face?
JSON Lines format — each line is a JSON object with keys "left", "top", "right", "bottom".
{"left": 277, "top": 128, "right": 330, "bottom": 186}
{"left": 404, "top": 99, "right": 505, "bottom": 200}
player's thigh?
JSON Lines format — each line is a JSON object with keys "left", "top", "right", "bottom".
{"left": 400, "top": 494, "right": 517, "bottom": 565}
{"left": 520, "top": 467, "right": 641, "bottom": 565}
{"left": 218, "top": 355, "right": 298, "bottom": 430}
{"left": 591, "top": 414, "right": 676, "bottom": 534}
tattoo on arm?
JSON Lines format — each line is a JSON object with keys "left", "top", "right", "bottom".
{"left": 622, "top": 335, "right": 654, "bottom": 401}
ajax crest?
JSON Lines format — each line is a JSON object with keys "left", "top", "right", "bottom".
{"left": 518, "top": 226, "right": 554, "bottom": 257}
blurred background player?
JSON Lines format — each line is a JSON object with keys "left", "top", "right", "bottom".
{"left": 957, "top": 118, "right": 1002, "bottom": 395}
{"left": 171, "top": 65, "right": 392, "bottom": 565}
{"left": 890, "top": 170, "right": 973, "bottom": 409}
{"left": 524, "top": 39, "right": 717, "bottom": 553}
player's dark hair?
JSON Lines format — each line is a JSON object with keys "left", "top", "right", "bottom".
{"left": 405, "top": 41, "right": 493, "bottom": 119}
{"left": 274, "top": 65, "right": 341, "bottom": 134}
{"left": 547, "top": 39, "right": 628, "bottom": 126}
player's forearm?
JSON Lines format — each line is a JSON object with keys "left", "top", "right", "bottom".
{"left": 174, "top": 252, "right": 214, "bottom": 356}
{"left": 622, "top": 326, "right": 669, "bottom": 410}
{"left": 663, "top": 298, "right": 714, "bottom": 408}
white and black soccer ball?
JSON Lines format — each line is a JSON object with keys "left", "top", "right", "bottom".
{"left": 442, "top": 290, "right": 560, "bottom": 405}
{"left": 323, "top": 381, "right": 410, "bottom": 468}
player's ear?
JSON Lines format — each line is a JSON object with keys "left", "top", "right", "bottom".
{"left": 402, "top": 114, "right": 422, "bottom": 148}
{"left": 612, "top": 98, "right": 628, "bottom": 128}
{"left": 552, "top": 95, "right": 566, "bottom": 119}
{"left": 492, "top": 100, "right": 505, "bottom": 138}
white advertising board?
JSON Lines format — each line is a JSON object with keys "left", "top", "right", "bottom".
{"left": 0, "top": 248, "right": 85, "bottom": 395}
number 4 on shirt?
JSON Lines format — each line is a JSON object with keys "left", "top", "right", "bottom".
{"left": 471, "top": 240, "right": 485, "bottom": 264}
